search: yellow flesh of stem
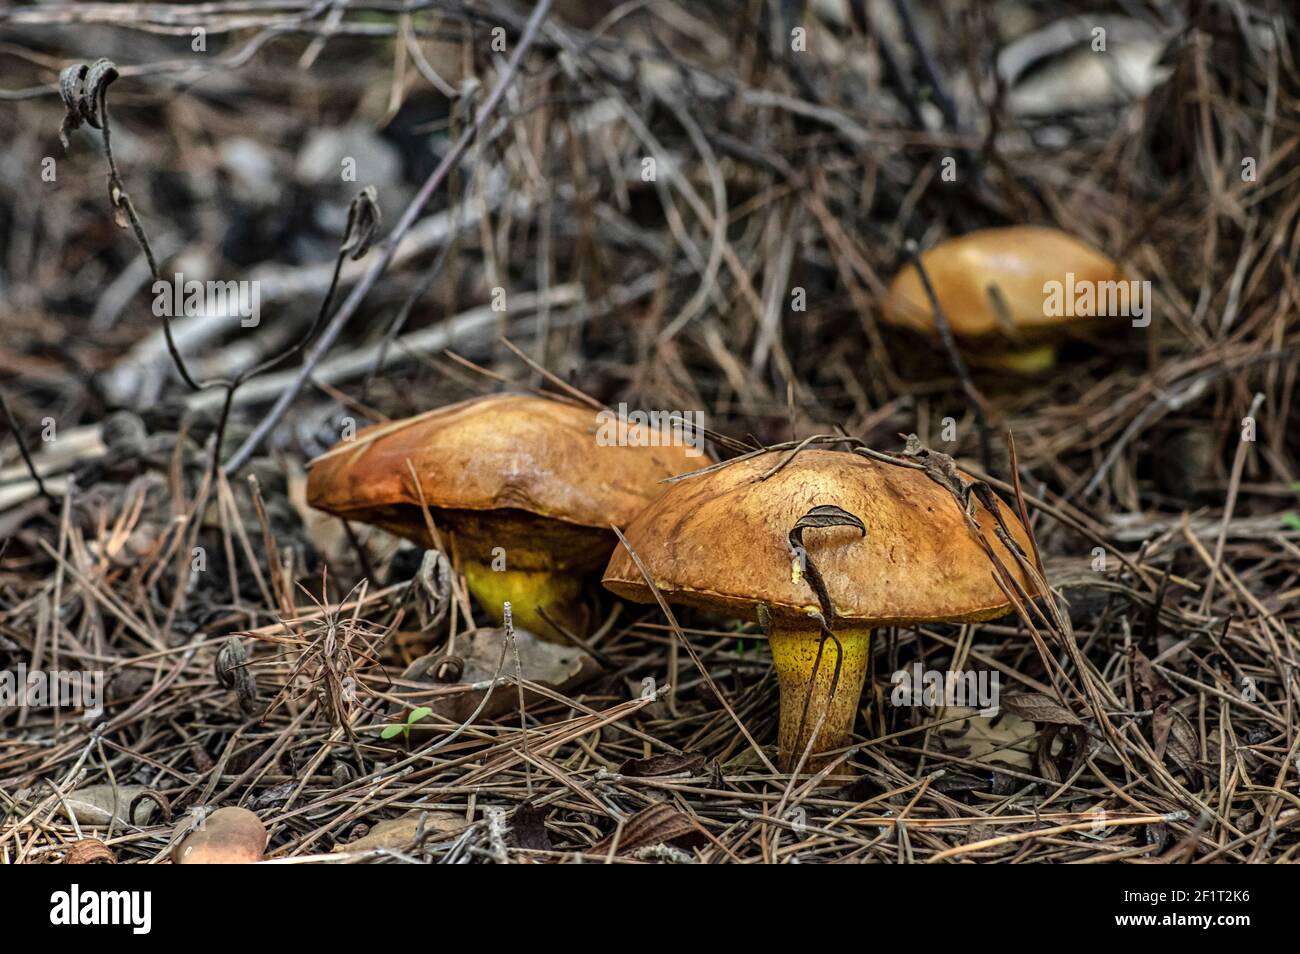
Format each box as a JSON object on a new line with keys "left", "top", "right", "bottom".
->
{"left": 768, "top": 625, "right": 872, "bottom": 774}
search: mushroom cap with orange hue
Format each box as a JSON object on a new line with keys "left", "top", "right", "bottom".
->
{"left": 602, "top": 449, "right": 1036, "bottom": 627}
{"left": 306, "top": 393, "right": 708, "bottom": 568}
{"left": 173, "top": 807, "right": 267, "bottom": 864}
{"left": 883, "top": 226, "right": 1126, "bottom": 339}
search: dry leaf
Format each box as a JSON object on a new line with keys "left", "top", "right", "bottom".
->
{"left": 395, "top": 625, "right": 599, "bottom": 724}
{"left": 937, "top": 708, "right": 1036, "bottom": 769}
{"left": 336, "top": 810, "right": 466, "bottom": 852}
{"left": 66, "top": 784, "right": 157, "bottom": 826}
{"left": 592, "top": 803, "right": 707, "bottom": 856}
{"left": 506, "top": 803, "right": 552, "bottom": 851}
{"left": 1130, "top": 648, "right": 1175, "bottom": 710}
{"left": 1153, "top": 702, "right": 1200, "bottom": 782}
{"left": 1001, "top": 691, "right": 1081, "bottom": 725}
{"left": 618, "top": 752, "right": 706, "bottom": 777}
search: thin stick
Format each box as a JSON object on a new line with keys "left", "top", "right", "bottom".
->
{"left": 0, "top": 392, "right": 55, "bottom": 506}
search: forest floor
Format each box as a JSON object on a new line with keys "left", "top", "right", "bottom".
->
{"left": 0, "top": 0, "right": 1297, "bottom": 864}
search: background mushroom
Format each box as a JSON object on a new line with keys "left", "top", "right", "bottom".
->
{"left": 308, "top": 393, "right": 705, "bottom": 642}
{"left": 603, "top": 449, "right": 1036, "bottom": 772}
{"left": 883, "top": 226, "right": 1130, "bottom": 372}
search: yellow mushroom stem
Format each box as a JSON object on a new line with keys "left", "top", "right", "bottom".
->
{"left": 768, "top": 624, "right": 872, "bottom": 773}
{"left": 462, "top": 559, "right": 587, "bottom": 644}
{"left": 993, "top": 342, "right": 1058, "bottom": 373}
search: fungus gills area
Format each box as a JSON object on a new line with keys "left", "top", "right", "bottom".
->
{"left": 768, "top": 624, "right": 872, "bottom": 772}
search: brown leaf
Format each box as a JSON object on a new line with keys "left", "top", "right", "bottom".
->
{"left": 81, "top": 58, "right": 119, "bottom": 128}
{"left": 340, "top": 186, "right": 383, "bottom": 260}
{"left": 591, "top": 803, "right": 707, "bottom": 856}
{"left": 57, "top": 63, "right": 88, "bottom": 148}
{"left": 1144, "top": 823, "right": 1171, "bottom": 852}
{"left": 617, "top": 752, "right": 706, "bottom": 777}
{"left": 1153, "top": 702, "right": 1200, "bottom": 782}
{"left": 388, "top": 625, "right": 600, "bottom": 729}
{"left": 1000, "top": 692, "right": 1081, "bottom": 725}
{"left": 336, "top": 810, "right": 466, "bottom": 852}
{"left": 937, "top": 710, "right": 1036, "bottom": 769}
{"left": 507, "top": 803, "right": 552, "bottom": 852}
{"left": 1130, "top": 648, "right": 1175, "bottom": 710}
{"left": 215, "top": 636, "right": 259, "bottom": 718}
{"left": 787, "top": 504, "right": 867, "bottom": 541}
{"left": 1034, "top": 723, "right": 1088, "bottom": 783}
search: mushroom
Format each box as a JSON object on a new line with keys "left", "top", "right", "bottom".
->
{"left": 307, "top": 394, "right": 705, "bottom": 642}
{"left": 174, "top": 807, "right": 267, "bottom": 864}
{"left": 883, "top": 226, "right": 1128, "bottom": 371}
{"left": 602, "top": 449, "right": 1035, "bottom": 772}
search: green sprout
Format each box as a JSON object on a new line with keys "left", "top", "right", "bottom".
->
{"left": 1285, "top": 482, "right": 1300, "bottom": 532}
{"left": 381, "top": 706, "right": 432, "bottom": 741}
{"left": 734, "top": 621, "right": 753, "bottom": 657}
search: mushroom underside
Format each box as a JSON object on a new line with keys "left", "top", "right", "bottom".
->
{"left": 331, "top": 504, "right": 616, "bottom": 642}
{"left": 328, "top": 503, "right": 617, "bottom": 573}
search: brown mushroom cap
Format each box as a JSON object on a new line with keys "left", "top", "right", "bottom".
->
{"left": 603, "top": 449, "right": 1036, "bottom": 626}
{"left": 883, "top": 226, "right": 1126, "bottom": 339}
{"left": 173, "top": 807, "right": 267, "bottom": 864}
{"left": 307, "top": 394, "right": 707, "bottom": 569}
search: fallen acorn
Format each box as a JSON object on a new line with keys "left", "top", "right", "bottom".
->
{"left": 603, "top": 449, "right": 1036, "bottom": 774}
{"left": 173, "top": 806, "right": 267, "bottom": 864}
{"left": 306, "top": 393, "right": 707, "bottom": 642}
{"left": 883, "top": 226, "right": 1131, "bottom": 372}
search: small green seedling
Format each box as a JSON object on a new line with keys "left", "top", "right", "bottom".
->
{"left": 1284, "top": 482, "right": 1300, "bottom": 531}
{"left": 381, "top": 706, "right": 432, "bottom": 741}
{"left": 733, "top": 621, "right": 751, "bottom": 657}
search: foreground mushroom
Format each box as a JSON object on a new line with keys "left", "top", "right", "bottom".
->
{"left": 602, "top": 449, "right": 1035, "bottom": 772}
{"left": 307, "top": 394, "right": 705, "bottom": 642}
{"left": 883, "top": 226, "right": 1129, "bottom": 371}
{"left": 174, "top": 807, "right": 266, "bottom": 864}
